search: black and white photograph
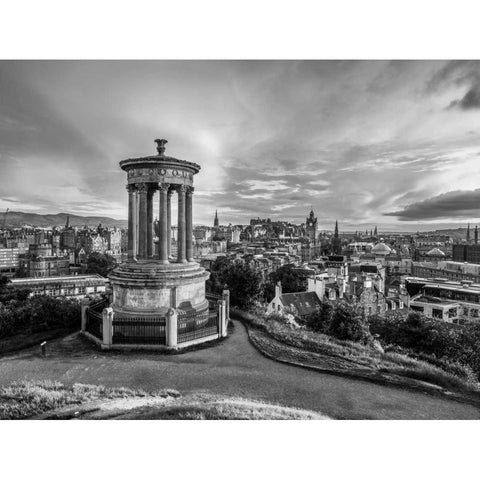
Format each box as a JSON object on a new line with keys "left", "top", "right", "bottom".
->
{"left": 1, "top": 1, "right": 478, "bottom": 479}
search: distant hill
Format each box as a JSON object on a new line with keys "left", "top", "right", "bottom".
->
{"left": 2, "top": 211, "right": 127, "bottom": 228}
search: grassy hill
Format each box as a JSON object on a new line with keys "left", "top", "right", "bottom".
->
{"left": 3, "top": 211, "right": 127, "bottom": 228}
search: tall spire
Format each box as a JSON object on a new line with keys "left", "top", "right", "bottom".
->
{"left": 334, "top": 220, "right": 339, "bottom": 238}
{"left": 214, "top": 209, "right": 219, "bottom": 228}
{"left": 65, "top": 215, "right": 70, "bottom": 229}
{"left": 467, "top": 223, "right": 471, "bottom": 243}
{"left": 374, "top": 225, "right": 378, "bottom": 236}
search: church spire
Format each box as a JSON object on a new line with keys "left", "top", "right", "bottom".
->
{"left": 334, "top": 220, "right": 339, "bottom": 238}
{"left": 467, "top": 223, "right": 471, "bottom": 243}
{"left": 214, "top": 209, "right": 219, "bottom": 228}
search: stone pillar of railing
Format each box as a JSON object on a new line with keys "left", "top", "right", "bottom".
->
{"left": 80, "top": 298, "right": 90, "bottom": 332}
{"left": 186, "top": 187, "right": 194, "bottom": 262}
{"left": 222, "top": 289, "right": 230, "bottom": 323}
{"left": 102, "top": 307, "right": 113, "bottom": 348}
{"left": 166, "top": 308, "right": 178, "bottom": 348}
{"left": 217, "top": 299, "right": 227, "bottom": 337}
{"left": 177, "top": 185, "right": 187, "bottom": 263}
{"left": 126, "top": 184, "right": 137, "bottom": 260}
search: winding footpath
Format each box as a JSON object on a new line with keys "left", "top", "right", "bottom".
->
{"left": 1, "top": 321, "right": 479, "bottom": 419}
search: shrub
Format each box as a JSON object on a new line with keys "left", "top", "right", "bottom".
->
{"left": 327, "top": 301, "right": 372, "bottom": 344}
{"left": 0, "top": 295, "right": 81, "bottom": 339}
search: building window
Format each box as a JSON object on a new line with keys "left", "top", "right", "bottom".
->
{"left": 448, "top": 308, "right": 457, "bottom": 318}
{"left": 432, "top": 308, "right": 443, "bottom": 319}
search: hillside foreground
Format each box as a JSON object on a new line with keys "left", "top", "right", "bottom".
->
{"left": 0, "top": 321, "right": 479, "bottom": 419}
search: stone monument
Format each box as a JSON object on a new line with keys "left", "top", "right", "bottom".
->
{"left": 106, "top": 139, "right": 217, "bottom": 347}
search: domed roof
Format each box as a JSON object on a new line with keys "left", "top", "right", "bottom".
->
{"left": 426, "top": 247, "right": 446, "bottom": 257}
{"left": 372, "top": 242, "right": 392, "bottom": 254}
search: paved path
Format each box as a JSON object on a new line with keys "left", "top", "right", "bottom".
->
{"left": 1, "top": 322, "right": 479, "bottom": 419}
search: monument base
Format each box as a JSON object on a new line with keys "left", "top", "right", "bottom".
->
{"left": 109, "top": 259, "right": 210, "bottom": 316}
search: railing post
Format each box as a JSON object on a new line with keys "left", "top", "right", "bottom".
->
{"left": 80, "top": 298, "right": 89, "bottom": 332}
{"left": 166, "top": 308, "right": 178, "bottom": 348}
{"left": 222, "top": 289, "right": 230, "bottom": 323}
{"left": 217, "top": 299, "right": 227, "bottom": 338}
{"left": 102, "top": 307, "right": 113, "bottom": 348}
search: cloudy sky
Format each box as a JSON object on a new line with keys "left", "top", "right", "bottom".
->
{"left": 1, "top": 60, "right": 480, "bottom": 231}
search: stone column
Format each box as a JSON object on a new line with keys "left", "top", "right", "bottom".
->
{"left": 135, "top": 189, "right": 139, "bottom": 257}
{"left": 218, "top": 299, "right": 227, "bottom": 337}
{"left": 167, "top": 189, "right": 173, "bottom": 258}
{"left": 147, "top": 186, "right": 154, "bottom": 258}
{"left": 102, "top": 307, "right": 113, "bottom": 349}
{"left": 159, "top": 183, "right": 169, "bottom": 263}
{"left": 137, "top": 183, "right": 148, "bottom": 259}
{"left": 80, "top": 298, "right": 90, "bottom": 332}
{"left": 177, "top": 185, "right": 187, "bottom": 263}
{"left": 166, "top": 308, "right": 178, "bottom": 348}
{"left": 126, "top": 184, "right": 137, "bottom": 260}
{"left": 186, "top": 187, "right": 194, "bottom": 262}
{"left": 222, "top": 289, "right": 230, "bottom": 323}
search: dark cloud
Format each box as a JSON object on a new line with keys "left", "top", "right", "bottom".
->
{"left": 449, "top": 85, "right": 480, "bottom": 110}
{"left": 425, "top": 60, "right": 480, "bottom": 110}
{"left": 384, "top": 189, "right": 480, "bottom": 221}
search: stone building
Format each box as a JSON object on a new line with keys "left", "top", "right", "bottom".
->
{"left": 10, "top": 274, "right": 107, "bottom": 299}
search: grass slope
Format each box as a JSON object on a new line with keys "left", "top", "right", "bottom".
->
{"left": 0, "top": 381, "right": 328, "bottom": 420}
{"left": 233, "top": 309, "right": 480, "bottom": 398}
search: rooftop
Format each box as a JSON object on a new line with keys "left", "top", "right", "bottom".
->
{"left": 280, "top": 291, "right": 322, "bottom": 317}
{"left": 412, "top": 295, "right": 459, "bottom": 306}
{"left": 10, "top": 274, "right": 106, "bottom": 285}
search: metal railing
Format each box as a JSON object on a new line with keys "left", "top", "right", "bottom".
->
{"left": 206, "top": 292, "right": 222, "bottom": 310}
{"left": 112, "top": 314, "right": 167, "bottom": 345}
{"left": 177, "top": 305, "right": 218, "bottom": 344}
{"left": 89, "top": 297, "right": 109, "bottom": 312}
{"left": 85, "top": 308, "right": 103, "bottom": 339}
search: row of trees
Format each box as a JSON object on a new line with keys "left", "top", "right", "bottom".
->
{"left": 0, "top": 276, "right": 81, "bottom": 339}
{"left": 304, "top": 301, "right": 372, "bottom": 344}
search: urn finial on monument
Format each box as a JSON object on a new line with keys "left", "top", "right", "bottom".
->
{"left": 155, "top": 138, "right": 168, "bottom": 156}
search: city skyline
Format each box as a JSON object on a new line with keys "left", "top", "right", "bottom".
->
{"left": 2, "top": 60, "right": 480, "bottom": 231}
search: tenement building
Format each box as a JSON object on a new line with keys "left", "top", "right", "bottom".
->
{"left": 452, "top": 243, "right": 480, "bottom": 265}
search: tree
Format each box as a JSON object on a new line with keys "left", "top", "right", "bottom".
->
{"left": 327, "top": 301, "right": 371, "bottom": 343}
{"left": 265, "top": 264, "right": 309, "bottom": 302}
{"left": 206, "top": 256, "right": 231, "bottom": 294}
{"left": 86, "top": 252, "right": 117, "bottom": 277}
{"left": 207, "top": 258, "right": 262, "bottom": 309}
{"left": 0, "top": 275, "right": 30, "bottom": 303}
{"left": 304, "top": 300, "right": 333, "bottom": 332}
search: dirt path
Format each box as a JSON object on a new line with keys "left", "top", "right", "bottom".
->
{"left": 1, "top": 322, "right": 479, "bottom": 419}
